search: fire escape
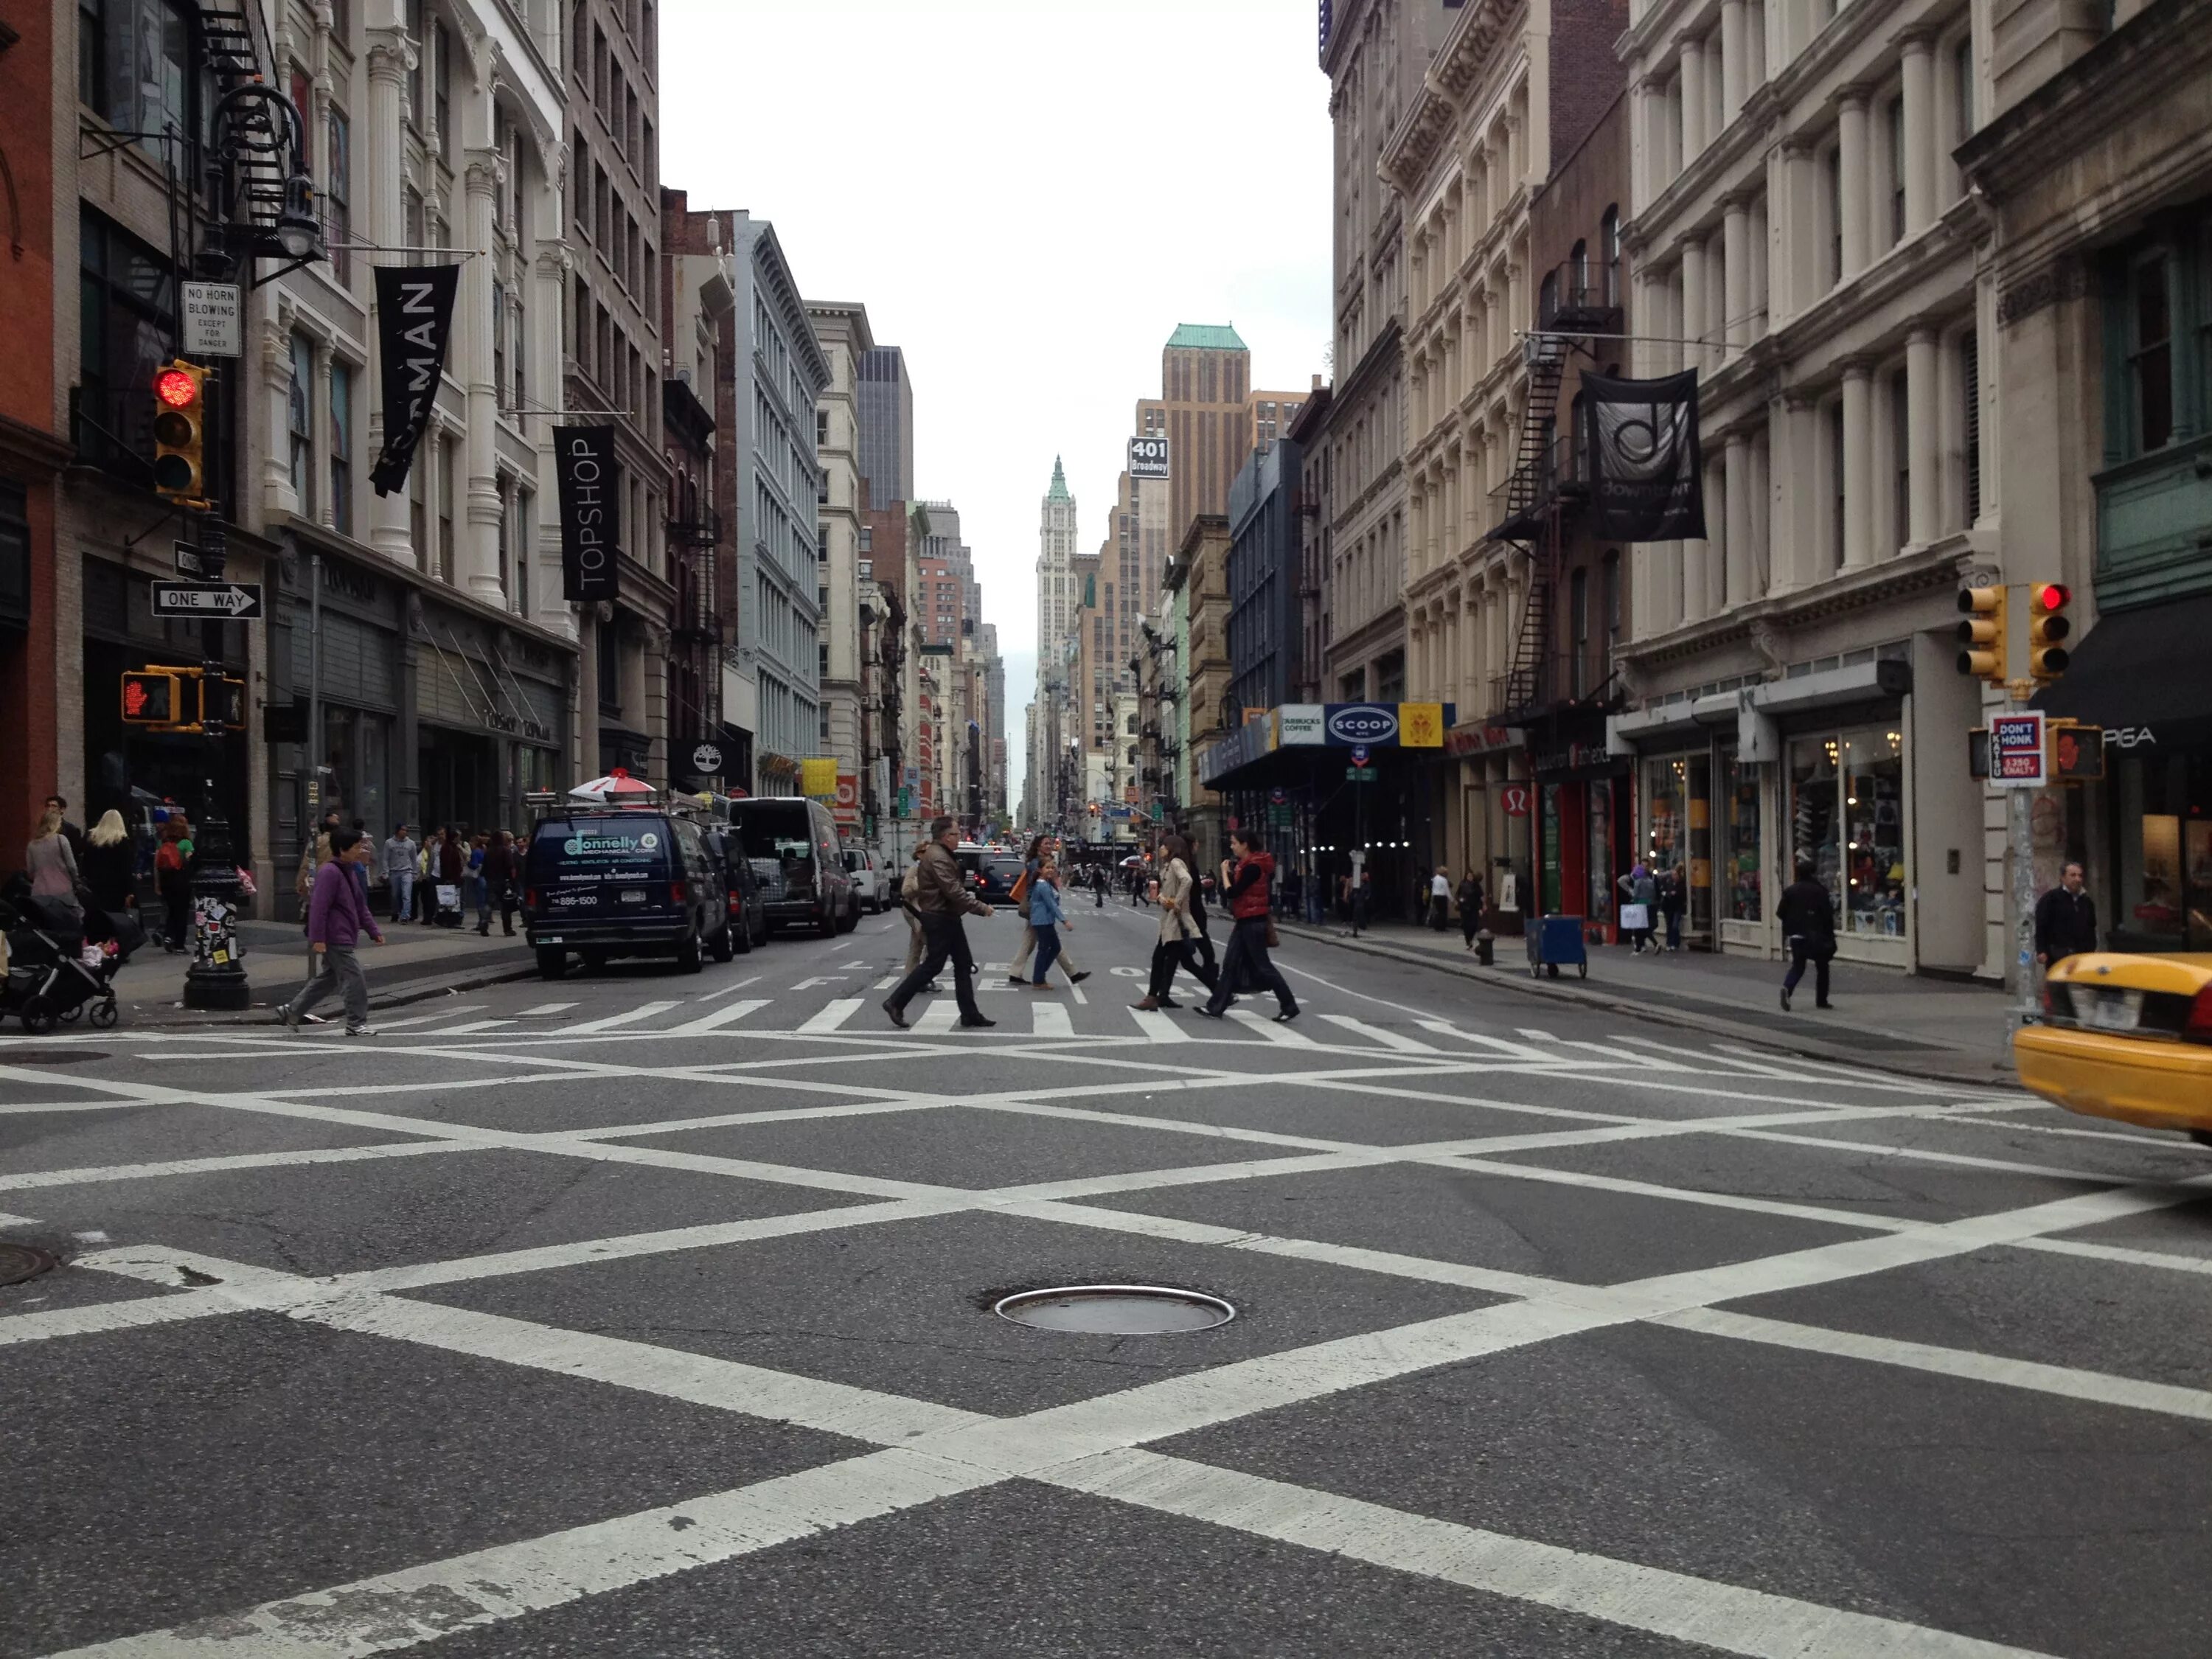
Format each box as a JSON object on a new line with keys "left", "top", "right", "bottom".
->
{"left": 1487, "top": 259, "right": 1623, "bottom": 718}
{"left": 664, "top": 498, "right": 723, "bottom": 740}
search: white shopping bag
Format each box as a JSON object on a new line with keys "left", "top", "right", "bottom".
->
{"left": 1618, "top": 903, "right": 1650, "bottom": 931}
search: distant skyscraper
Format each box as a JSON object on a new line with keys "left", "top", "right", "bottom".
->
{"left": 857, "top": 345, "right": 915, "bottom": 509}
{"left": 1035, "top": 458, "right": 1079, "bottom": 672}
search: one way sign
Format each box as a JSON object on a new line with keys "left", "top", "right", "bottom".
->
{"left": 151, "top": 582, "right": 263, "bottom": 620}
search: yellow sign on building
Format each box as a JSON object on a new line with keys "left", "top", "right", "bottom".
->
{"left": 801, "top": 757, "right": 839, "bottom": 798}
{"left": 1399, "top": 703, "right": 1445, "bottom": 747}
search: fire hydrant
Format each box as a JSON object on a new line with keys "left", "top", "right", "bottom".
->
{"left": 1475, "top": 929, "right": 1495, "bottom": 967}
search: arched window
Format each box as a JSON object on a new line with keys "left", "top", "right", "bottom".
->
{"left": 1539, "top": 271, "right": 1559, "bottom": 328}
{"left": 1601, "top": 206, "right": 1621, "bottom": 305}
{"left": 1570, "top": 239, "right": 1589, "bottom": 306}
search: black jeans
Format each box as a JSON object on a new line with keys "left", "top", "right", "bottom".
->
{"left": 888, "top": 914, "right": 981, "bottom": 1019}
{"left": 1149, "top": 936, "right": 1220, "bottom": 1000}
{"left": 1205, "top": 917, "right": 1295, "bottom": 1015}
{"left": 1782, "top": 939, "right": 1832, "bottom": 1003}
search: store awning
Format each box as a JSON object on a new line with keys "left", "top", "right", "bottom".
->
{"left": 1199, "top": 702, "right": 1458, "bottom": 791}
{"left": 2033, "top": 593, "right": 2212, "bottom": 748}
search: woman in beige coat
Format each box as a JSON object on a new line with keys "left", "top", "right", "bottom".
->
{"left": 1133, "top": 835, "right": 1219, "bottom": 1010}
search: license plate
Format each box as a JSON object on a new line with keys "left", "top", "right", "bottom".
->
{"left": 619, "top": 889, "right": 647, "bottom": 904}
{"left": 2081, "top": 990, "right": 2142, "bottom": 1032}
{"left": 539, "top": 936, "right": 562, "bottom": 945}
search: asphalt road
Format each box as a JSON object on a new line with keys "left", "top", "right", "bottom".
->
{"left": 4, "top": 893, "right": 2211, "bottom": 1658}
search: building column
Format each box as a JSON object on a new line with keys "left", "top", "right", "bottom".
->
{"left": 364, "top": 30, "right": 413, "bottom": 565}
{"left": 459, "top": 150, "right": 505, "bottom": 601}
{"left": 1838, "top": 88, "right": 1870, "bottom": 281}
{"left": 1682, "top": 237, "right": 1708, "bottom": 376}
{"left": 1680, "top": 37, "right": 1707, "bottom": 163}
{"left": 533, "top": 237, "right": 573, "bottom": 635}
{"left": 1906, "top": 325, "right": 1941, "bottom": 547}
{"left": 1900, "top": 31, "right": 1936, "bottom": 238}
{"left": 1841, "top": 358, "right": 1874, "bottom": 571}
{"left": 1721, "top": 0, "right": 1748, "bottom": 125}
{"left": 1725, "top": 434, "right": 1756, "bottom": 605}
{"left": 1723, "top": 198, "right": 1750, "bottom": 354}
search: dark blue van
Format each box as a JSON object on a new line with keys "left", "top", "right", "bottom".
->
{"left": 523, "top": 810, "right": 731, "bottom": 978}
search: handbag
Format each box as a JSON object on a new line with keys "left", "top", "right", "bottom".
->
{"left": 1264, "top": 916, "right": 1280, "bottom": 949}
{"left": 1618, "top": 903, "right": 1650, "bottom": 931}
{"left": 1008, "top": 869, "right": 1031, "bottom": 905}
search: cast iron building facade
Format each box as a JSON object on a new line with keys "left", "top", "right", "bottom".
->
{"left": 1225, "top": 438, "right": 1305, "bottom": 720}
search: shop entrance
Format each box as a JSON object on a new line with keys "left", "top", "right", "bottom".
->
{"left": 417, "top": 727, "right": 497, "bottom": 837}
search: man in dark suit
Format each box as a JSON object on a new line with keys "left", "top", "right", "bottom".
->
{"left": 2034, "top": 862, "right": 2099, "bottom": 968}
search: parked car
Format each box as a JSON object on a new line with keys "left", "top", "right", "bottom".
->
{"left": 712, "top": 829, "right": 769, "bottom": 953}
{"left": 523, "top": 808, "right": 731, "bottom": 978}
{"left": 2014, "top": 950, "right": 2212, "bottom": 1144}
{"left": 728, "top": 796, "right": 858, "bottom": 936}
{"left": 844, "top": 846, "right": 888, "bottom": 914}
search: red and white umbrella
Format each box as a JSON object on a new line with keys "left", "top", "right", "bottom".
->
{"left": 568, "top": 768, "right": 658, "bottom": 804}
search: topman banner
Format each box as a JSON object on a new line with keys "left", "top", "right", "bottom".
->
{"left": 554, "top": 425, "right": 620, "bottom": 603}
{"left": 369, "top": 263, "right": 461, "bottom": 495}
{"left": 1582, "top": 369, "right": 1707, "bottom": 542}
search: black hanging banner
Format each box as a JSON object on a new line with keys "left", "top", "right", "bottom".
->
{"left": 555, "top": 425, "right": 620, "bottom": 603}
{"left": 368, "top": 263, "right": 461, "bottom": 496}
{"left": 1582, "top": 369, "right": 1706, "bottom": 542}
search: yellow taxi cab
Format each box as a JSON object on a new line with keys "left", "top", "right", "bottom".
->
{"left": 2013, "top": 952, "right": 2212, "bottom": 1143}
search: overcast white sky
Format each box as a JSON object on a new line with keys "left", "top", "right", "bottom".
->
{"left": 662, "top": 0, "right": 1333, "bottom": 810}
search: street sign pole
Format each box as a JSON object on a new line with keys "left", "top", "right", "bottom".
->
{"left": 2004, "top": 686, "right": 2040, "bottom": 1033}
{"left": 181, "top": 513, "right": 250, "bottom": 1010}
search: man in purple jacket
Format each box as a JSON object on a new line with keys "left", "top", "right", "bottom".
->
{"left": 279, "top": 828, "right": 386, "bottom": 1035}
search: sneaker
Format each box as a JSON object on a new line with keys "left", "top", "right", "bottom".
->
{"left": 277, "top": 1004, "right": 299, "bottom": 1032}
{"left": 1069, "top": 970, "right": 1091, "bottom": 984}
{"left": 1273, "top": 1006, "right": 1301, "bottom": 1024}
{"left": 344, "top": 1023, "right": 378, "bottom": 1037}
{"left": 1193, "top": 1006, "right": 1225, "bottom": 1020}
{"left": 925, "top": 980, "right": 944, "bottom": 993}
{"left": 882, "top": 1000, "right": 909, "bottom": 1029}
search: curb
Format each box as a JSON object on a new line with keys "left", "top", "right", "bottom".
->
{"left": 1275, "top": 923, "right": 2014, "bottom": 1088}
{"left": 116, "top": 956, "right": 540, "bottom": 1030}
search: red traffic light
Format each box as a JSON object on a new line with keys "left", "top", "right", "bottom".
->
{"left": 154, "top": 367, "right": 199, "bottom": 409}
{"left": 2033, "top": 582, "right": 2070, "bottom": 611}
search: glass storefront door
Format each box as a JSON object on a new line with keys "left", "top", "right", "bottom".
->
{"left": 1789, "top": 735, "right": 1842, "bottom": 915}
{"left": 1840, "top": 727, "right": 1906, "bottom": 939}
{"left": 1644, "top": 753, "right": 1711, "bottom": 939}
{"left": 1722, "top": 751, "right": 1762, "bottom": 922}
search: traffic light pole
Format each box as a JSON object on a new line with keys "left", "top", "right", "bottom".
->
{"left": 2006, "top": 680, "right": 2040, "bottom": 1033}
{"left": 181, "top": 518, "right": 250, "bottom": 1011}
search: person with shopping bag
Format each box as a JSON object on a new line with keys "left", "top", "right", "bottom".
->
{"left": 1615, "top": 862, "right": 1657, "bottom": 954}
{"left": 1134, "top": 834, "right": 1219, "bottom": 1011}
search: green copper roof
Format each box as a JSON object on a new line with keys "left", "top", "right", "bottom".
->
{"left": 1166, "top": 323, "right": 1247, "bottom": 352}
{"left": 1047, "top": 456, "right": 1071, "bottom": 501}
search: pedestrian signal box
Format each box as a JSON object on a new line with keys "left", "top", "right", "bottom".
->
{"left": 121, "top": 669, "right": 182, "bottom": 725}
{"left": 121, "top": 665, "right": 243, "bottom": 732}
{"left": 2051, "top": 718, "right": 2104, "bottom": 781}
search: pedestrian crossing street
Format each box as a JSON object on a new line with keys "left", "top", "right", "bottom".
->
{"left": 337, "top": 979, "right": 1767, "bottom": 1071}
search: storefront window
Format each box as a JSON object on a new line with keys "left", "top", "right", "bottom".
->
{"left": 1840, "top": 728, "right": 1906, "bottom": 937}
{"left": 1789, "top": 735, "right": 1841, "bottom": 914}
{"left": 2115, "top": 752, "right": 2212, "bottom": 949}
{"left": 1722, "top": 751, "right": 1761, "bottom": 922}
{"left": 1685, "top": 755, "right": 1712, "bottom": 934}
{"left": 1645, "top": 757, "right": 1685, "bottom": 874}
{"left": 1644, "top": 754, "right": 1711, "bottom": 935}
{"left": 1587, "top": 782, "right": 1613, "bottom": 924}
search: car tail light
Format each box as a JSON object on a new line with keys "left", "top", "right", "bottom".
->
{"left": 524, "top": 887, "right": 539, "bottom": 909}
{"left": 2186, "top": 984, "right": 2212, "bottom": 1043}
{"left": 727, "top": 893, "right": 742, "bottom": 916}
{"left": 670, "top": 880, "right": 688, "bottom": 905}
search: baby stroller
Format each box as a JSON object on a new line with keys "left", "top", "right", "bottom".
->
{"left": 0, "top": 891, "right": 127, "bottom": 1033}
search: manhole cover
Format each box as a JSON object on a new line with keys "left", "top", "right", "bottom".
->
{"left": 0, "top": 1050, "right": 109, "bottom": 1065}
{"left": 993, "top": 1284, "right": 1234, "bottom": 1334}
{"left": 0, "top": 1244, "right": 58, "bottom": 1287}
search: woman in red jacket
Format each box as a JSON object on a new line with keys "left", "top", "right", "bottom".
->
{"left": 1195, "top": 827, "right": 1299, "bottom": 1023}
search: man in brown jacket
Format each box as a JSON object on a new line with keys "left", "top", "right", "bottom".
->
{"left": 883, "top": 817, "right": 996, "bottom": 1029}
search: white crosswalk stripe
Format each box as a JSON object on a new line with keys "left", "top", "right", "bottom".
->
{"left": 1320, "top": 1015, "right": 1436, "bottom": 1053}
{"left": 1128, "top": 1008, "right": 1189, "bottom": 1043}
{"left": 515, "top": 1002, "right": 578, "bottom": 1017}
{"left": 1415, "top": 1022, "right": 1562, "bottom": 1062}
{"left": 431, "top": 1020, "right": 514, "bottom": 1034}
{"left": 1228, "top": 1008, "right": 1317, "bottom": 1046}
{"left": 798, "top": 998, "right": 863, "bottom": 1034}
{"left": 667, "top": 998, "right": 770, "bottom": 1035}
{"left": 555, "top": 1001, "right": 683, "bottom": 1035}
{"left": 912, "top": 999, "right": 961, "bottom": 1034}
{"left": 1031, "top": 1003, "right": 1074, "bottom": 1038}
{"left": 369, "top": 1008, "right": 484, "bottom": 1030}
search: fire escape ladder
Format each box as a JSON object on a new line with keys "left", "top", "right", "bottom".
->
{"left": 197, "top": 3, "right": 289, "bottom": 229}
{"left": 1503, "top": 336, "right": 1567, "bottom": 518}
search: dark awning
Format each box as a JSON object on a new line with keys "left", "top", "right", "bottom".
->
{"left": 2032, "top": 592, "right": 2212, "bottom": 748}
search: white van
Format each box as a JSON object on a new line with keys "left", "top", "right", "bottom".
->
{"left": 842, "top": 846, "right": 888, "bottom": 914}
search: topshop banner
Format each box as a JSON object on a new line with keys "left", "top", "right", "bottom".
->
{"left": 369, "top": 263, "right": 461, "bottom": 495}
{"left": 1582, "top": 369, "right": 1707, "bottom": 542}
{"left": 554, "top": 425, "right": 619, "bottom": 603}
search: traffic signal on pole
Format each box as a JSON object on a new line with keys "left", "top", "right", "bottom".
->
{"left": 2027, "top": 582, "right": 2071, "bottom": 682}
{"left": 1955, "top": 584, "right": 2007, "bottom": 684}
{"left": 121, "top": 669, "right": 183, "bottom": 726}
{"left": 151, "top": 361, "right": 207, "bottom": 504}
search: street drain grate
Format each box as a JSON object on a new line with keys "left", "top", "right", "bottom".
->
{"left": 0, "top": 1050, "right": 110, "bottom": 1065}
{"left": 0, "top": 1244, "right": 58, "bottom": 1287}
{"left": 993, "top": 1284, "right": 1235, "bottom": 1334}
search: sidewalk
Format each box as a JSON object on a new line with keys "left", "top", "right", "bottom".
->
{"left": 111, "top": 914, "right": 536, "bottom": 1029}
{"left": 1279, "top": 917, "right": 2015, "bottom": 1085}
